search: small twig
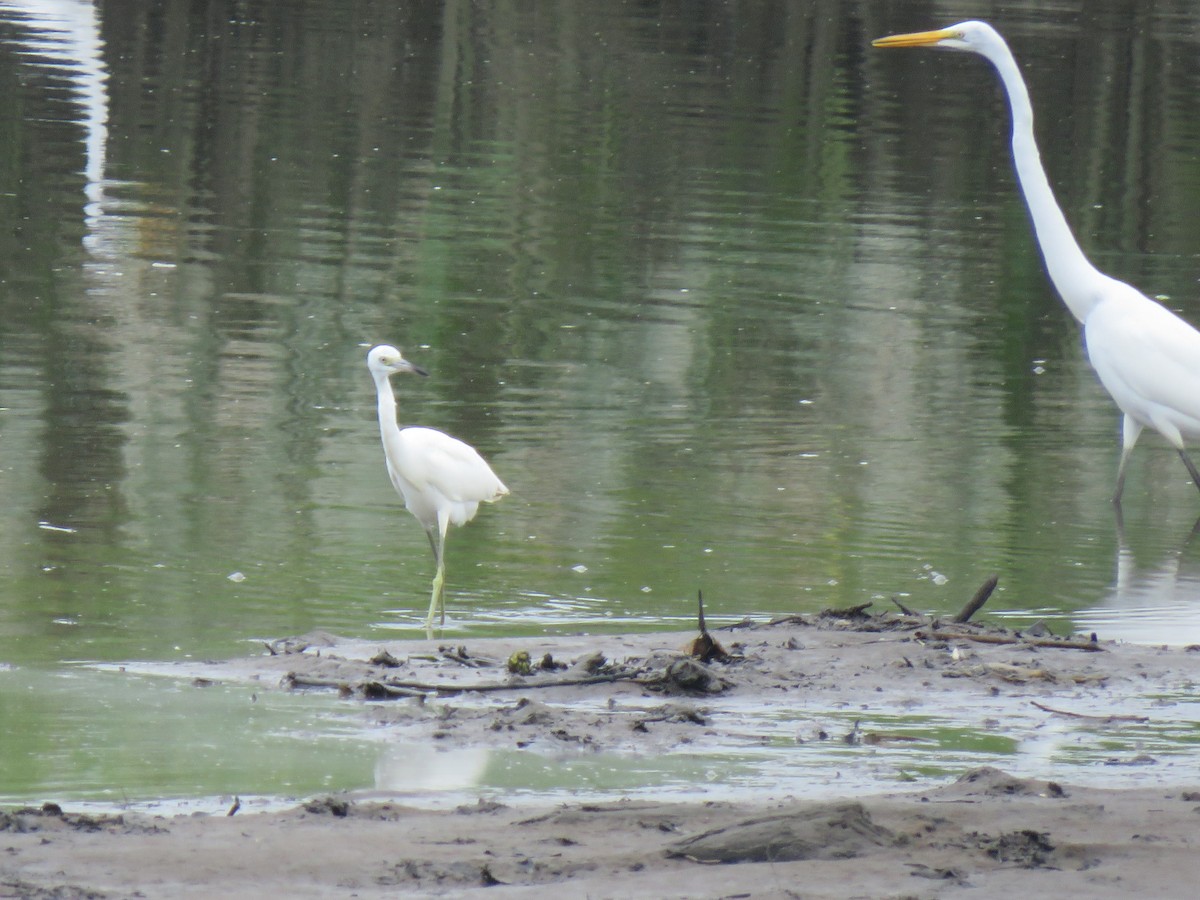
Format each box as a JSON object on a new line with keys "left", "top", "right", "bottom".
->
{"left": 954, "top": 575, "right": 999, "bottom": 624}
{"left": 843, "top": 719, "right": 862, "bottom": 745}
{"left": 914, "top": 629, "right": 1103, "bottom": 652}
{"left": 439, "top": 646, "right": 494, "bottom": 668}
{"left": 891, "top": 596, "right": 919, "bottom": 616}
{"left": 1031, "top": 701, "right": 1148, "bottom": 723}
{"left": 688, "top": 589, "right": 730, "bottom": 662}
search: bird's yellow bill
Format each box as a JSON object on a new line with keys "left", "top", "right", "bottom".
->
{"left": 872, "top": 28, "right": 956, "bottom": 49}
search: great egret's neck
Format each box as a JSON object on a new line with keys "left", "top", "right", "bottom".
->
{"left": 979, "top": 39, "right": 1112, "bottom": 322}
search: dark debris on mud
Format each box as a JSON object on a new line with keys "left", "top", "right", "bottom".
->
{"left": 270, "top": 591, "right": 1108, "bottom": 707}
{"left": 0, "top": 804, "right": 167, "bottom": 837}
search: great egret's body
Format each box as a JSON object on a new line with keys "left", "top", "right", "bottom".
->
{"left": 874, "top": 21, "right": 1200, "bottom": 501}
{"left": 366, "top": 344, "right": 508, "bottom": 627}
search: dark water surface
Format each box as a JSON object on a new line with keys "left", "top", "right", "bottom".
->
{"left": 3, "top": 0, "right": 1200, "bottom": 804}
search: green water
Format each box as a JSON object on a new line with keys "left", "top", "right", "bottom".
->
{"left": 3, "top": 0, "right": 1200, "bottom": 806}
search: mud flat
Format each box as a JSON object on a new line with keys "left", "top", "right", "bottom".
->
{"left": 4, "top": 609, "right": 1200, "bottom": 897}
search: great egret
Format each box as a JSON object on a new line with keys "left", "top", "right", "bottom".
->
{"left": 874, "top": 21, "right": 1200, "bottom": 502}
{"left": 366, "top": 344, "right": 509, "bottom": 627}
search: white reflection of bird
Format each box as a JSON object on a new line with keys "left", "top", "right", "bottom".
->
{"left": 874, "top": 21, "right": 1200, "bottom": 502}
{"left": 366, "top": 344, "right": 509, "bottom": 628}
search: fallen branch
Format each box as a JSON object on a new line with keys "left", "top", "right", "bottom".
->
{"left": 285, "top": 674, "right": 424, "bottom": 698}
{"left": 765, "top": 614, "right": 808, "bottom": 627}
{"left": 953, "top": 575, "right": 999, "bottom": 624}
{"left": 361, "top": 681, "right": 428, "bottom": 700}
{"left": 914, "top": 629, "right": 1103, "bottom": 652}
{"left": 285, "top": 670, "right": 649, "bottom": 697}
{"left": 390, "top": 672, "right": 647, "bottom": 694}
{"left": 285, "top": 674, "right": 351, "bottom": 691}
{"left": 1031, "top": 701, "right": 1148, "bottom": 723}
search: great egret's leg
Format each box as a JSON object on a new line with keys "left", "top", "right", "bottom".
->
{"left": 1178, "top": 449, "right": 1200, "bottom": 494}
{"left": 1113, "top": 415, "right": 1143, "bottom": 504}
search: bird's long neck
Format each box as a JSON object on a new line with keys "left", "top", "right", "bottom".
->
{"left": 984, "top": 43, "right": 1112, "bottom": 322}
{"left": 373, "top": 372, "right": 402, "bottom": 437}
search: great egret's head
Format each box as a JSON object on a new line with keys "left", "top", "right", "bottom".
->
{"left": 367, "top": 344, "right": 430, "bottom": 378}
{"left": 873, "top": 20, "right": 1001, "bottom": 55}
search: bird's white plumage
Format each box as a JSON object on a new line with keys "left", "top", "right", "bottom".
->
{"left": 874, "top": 21, "right": 1200, "bottom": 500}
{"left": 1085, "top": 295, "right": 1200, "bottom": 446}
{"left": 383, "top": 425, "right": 506, "bottom": 528}
{"left": 367, "top": 343, "right": 508, "bottom": 627}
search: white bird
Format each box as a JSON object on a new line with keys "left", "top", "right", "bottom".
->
{"left": 366, "top": 344, "right": 509, "bottom": 628}
{"left": 874, "top": 21, "right": 1200, "bottom": 502}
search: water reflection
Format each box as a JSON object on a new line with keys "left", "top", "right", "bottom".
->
{"left": 1075, "top": 514, "right": 1200, "bottom": 645}
{"left": 375, "top": 744, "right": 489, "bottom": 794}
{"left": 1, "top": 0, "right": 110, "bottom": 222}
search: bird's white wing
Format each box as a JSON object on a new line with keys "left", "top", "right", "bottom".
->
{"left": 1087, "top": 296, "right": 1200, "bottom": 443}
{"left": 395, "top": 426, "right": 509, "bottom": 503}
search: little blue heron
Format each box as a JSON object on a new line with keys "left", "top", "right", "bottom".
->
{"left": 366, "top": 344, "right": 509, "bottom": 627}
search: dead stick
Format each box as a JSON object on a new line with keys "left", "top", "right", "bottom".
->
{"left": 915, "top": 630, "right": 1102, "bottom": 652}
{"left": 379, "top": 673, "right": 645, "bottom": 694}
{"left": 1031, "top": 700, "right": 1148, "bottom": 723}
{"left": 286, "top": 674, "right": 421, "bottom": 697}
{"left": 954, "top": 575, "right": 999, "bottom": 624}
{"left": 766, "top": 614, "right": 809, "bottom": 627}
{"left": 362, "top": 682, "right": 427, "bottom": 699}
{"left": 287, "top": 671, "right": 647, "bottom": 696}
{"left": 891, "top": 595, "right": 919, "bottom": 616}
{"left": 286, "top": 674, "right": 349, "bottom": 690}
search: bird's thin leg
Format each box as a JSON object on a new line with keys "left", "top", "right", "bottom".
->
{"left": 1113, "top": 416, "right": 1143, "bottom": 504}
{"left": 437, "top": 514, "right": 451, "bottom": 625}
{"left": 423, "top": 528, "right": 441, "bottom": 629}
{"left": 1179, "top": 449, "right": 1200, "bottom": 495}
{"left": 425, "top": 515, "right": 450, "bottom": 629}
{"left": 428, "top": 563, "right": 445, "bottom": 629}
{"left": 1113, "top": 461, "right": 1128, "bottom": 505}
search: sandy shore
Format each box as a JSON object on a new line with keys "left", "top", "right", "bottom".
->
{"left": 4, "top": 610, "right": 1200, "bottom": 898}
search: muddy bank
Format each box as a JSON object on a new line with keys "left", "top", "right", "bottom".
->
{"left": 4, "top": 767, "right": 1199, "bottom": 897}
{"left": 4, "top": 611, "right": 1200, "bottom": 897}
{"left": 206, "top": 606, "right": 1194, "bottom": 777}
